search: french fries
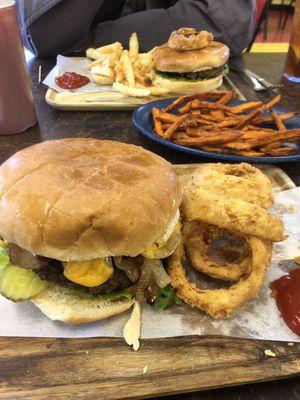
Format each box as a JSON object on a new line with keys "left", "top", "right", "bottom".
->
{"left": 86, "top": 33, "right": 168, "bottom": 98}
{"left": 129, "top": 32, "right": 139, "bottom": 62}
{"left": 120, "top": 50, "right": 135, "bottom": 87}
{"left": 113, "top": 82, "right": 151, "bottom": 97}
{"left": 151, "top": 91, "right": 300, "bottom": 157}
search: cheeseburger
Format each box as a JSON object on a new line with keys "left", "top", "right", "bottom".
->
{"left": 0, "top": 139, "right": 182, "bottom": 323}
{"left": 153, "top": 28, "right": 230, "bottom": 94}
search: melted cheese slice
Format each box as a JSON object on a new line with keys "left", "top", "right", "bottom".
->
{"left": 64, "top": 258, "right": 113, "bottom": 287}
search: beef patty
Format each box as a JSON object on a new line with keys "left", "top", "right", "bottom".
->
{"left": 155, "top": 65, "right": 226, "bottom": 81}
{"left": 8, "top": 243, "right": 132, "bottom": 295}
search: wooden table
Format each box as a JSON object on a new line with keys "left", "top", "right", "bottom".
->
{"left": 0, "top": 53, "right": 299, "bottom": 400}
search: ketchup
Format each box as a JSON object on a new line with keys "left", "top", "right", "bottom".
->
{"left": 55, "top": 72, "right": 90, "bottom": 89}
{"left": 270, "top": 268, "right": 300, "bottom": 336}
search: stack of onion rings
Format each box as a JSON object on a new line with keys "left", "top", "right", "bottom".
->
{"left": 168, "top": 163, "right": 284, "bottom": 318}
{"left": 182, "top": 188, "right": 284, "bottom": 242}
{"left": 192, "top": 163, "right": 274, "bottom": 209}
{"left": 183, "top": 221, "right": 252, "bottom": 281}
{"left": 168, "top": 239, "right": 272, "bottom": 319}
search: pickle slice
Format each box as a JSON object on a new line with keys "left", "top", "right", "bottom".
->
{"left": 0, "top": 247, "right": 9, "bottom": 276}
{"left": 0, "top": 265, "right": 48, "bottom": 302}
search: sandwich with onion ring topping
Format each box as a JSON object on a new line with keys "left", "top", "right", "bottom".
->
{"left": 152, "top": 28, "right": 230, "bottom": 94}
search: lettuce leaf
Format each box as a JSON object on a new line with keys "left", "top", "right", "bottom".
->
{"left": 154, "top": 285, "right": 183, "bottom": 310}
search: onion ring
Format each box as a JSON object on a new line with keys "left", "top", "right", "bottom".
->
{"left": 168, "top": 238, "right": 272, "bottom": 318}
{"left": 192, "top": 163, "right": 274, "bottom": 209}
{"left": 182, "top": 188, "right": 285, "bottom": 242}
{"left": 183, "top": 221, "right": 251, "bottom": 281}
{"left": 168, "top": 28, "right": 214, "bottom": 51}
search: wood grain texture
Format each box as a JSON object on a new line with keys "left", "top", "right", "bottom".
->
{"left": 0, "top": 336, "right": 300, "bottom": 400}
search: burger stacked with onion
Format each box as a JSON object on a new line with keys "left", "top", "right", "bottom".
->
{"left": 152, "top": 28, "right": 230, "bottom": 94}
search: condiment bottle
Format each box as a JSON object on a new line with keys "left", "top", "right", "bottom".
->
{"left": 0, "top": 0, "right": 36, "bottom": 135}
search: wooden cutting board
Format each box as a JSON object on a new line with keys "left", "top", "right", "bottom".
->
{"left": 0, "top": 336, "right": 300, "bottom": 400}
{"left": 0, "top": 165, "right": 299, "bottom": 399}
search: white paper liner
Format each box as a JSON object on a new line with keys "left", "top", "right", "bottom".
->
{"left": 43, "top": 55, "right": 117, "bottom": 94}
{"left": 0, "top": 187, "right": 299, "bottom": 341}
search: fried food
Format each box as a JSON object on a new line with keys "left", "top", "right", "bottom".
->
{"left": 182, "top": 188, "right": 285, "bottom": 242}
{"left": 192, "top": 163, "right": 274, "bottom": 208}
{"left": 152, "top": 91, "right": 300, "bottom": 157}
{"left": 183, "top": 221, "right": 251, "bottom": 281}
{"left": 120, "top": 50, "right": 135, "bottom": 87}
{"left": 152, "top": 107, "right": 164, "bottom": 137}
{"left": 174, "top": 130, "right": 243, "bottom": 146}
{"left": 87, "top": 53, "right": 118, "bottom": 70}
{"left": 113, "top": 82, "right": 150, "bottom": 97}
{"left": 168, "top": 239, "right": 272, "bottom": 318}
{"left": 87, "top": 42, "right": 123, "bottom": 58}
{"left": 164, "top": 115, "right": 188, "bottom": 139}
{"left": 91, "top": 74, "right": 114, "bottom": 85}
{"left": 168, "top": 28, "right": 214, "bottom": 51}
{"left": 90, "top": 66, "right": 114, "bottom": 77}
{"left": 86, "top": 34, "right": 169, "bottom": 98}
{"left": 114, "top": 61, "right": 125, "bottom": 83}
{"left": 129, "top": 32, "right": 139, "bottom": 62}
{"left": 148, "top": 86, "right": 170, "bottom": 96}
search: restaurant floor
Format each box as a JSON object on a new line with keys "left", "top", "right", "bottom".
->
{"left": 251, "top": 9, "right": 293, "bottom": 53}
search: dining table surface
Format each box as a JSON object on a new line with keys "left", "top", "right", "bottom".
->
{"left": 0, "top": 51, "right": 300, "bottom": 400}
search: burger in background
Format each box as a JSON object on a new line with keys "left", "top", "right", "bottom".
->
{"left": 152, "top": 28, "right": 230, "bottom": 94}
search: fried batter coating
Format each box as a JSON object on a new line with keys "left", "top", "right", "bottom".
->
{"left": 168, "top": 28, "right": 214, "bottom": 51}
{"left": 184, "top": 221, "right": 251, "bottom": 281}
{"left": 192, "top": 163, "right": 273, "bottom": 209}
{"left": 182, "top": 188, "right": 285, "bottom": 242}
{"left": 168, "top": 238, "right": 272, "bottom": 318}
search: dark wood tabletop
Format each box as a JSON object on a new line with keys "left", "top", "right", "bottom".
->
{"left": 1, "top": 52, "right": 299, "bottom": 185}
{"left": 0, "top": 52, "right": 300, "bottom": 400}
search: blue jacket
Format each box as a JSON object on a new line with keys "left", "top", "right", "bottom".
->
{"left": 16, "top": 0, "right": 256, "bottom": 57}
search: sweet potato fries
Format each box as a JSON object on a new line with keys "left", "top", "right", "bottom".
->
{"left": 151, "top": 91, "right": 300, "bottom": 157}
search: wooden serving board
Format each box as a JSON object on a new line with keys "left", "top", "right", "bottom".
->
{"left": 45, "top": 82, "right": 238, "bottom": 111}
{"left": 1, "top": 336, "right": 300, "bottom": 400}
{"left": 45, "top": 89, "right": 160, "bottom": 111}
{"left": 45, "top": 62, "right": 241, "bottom": 111}
{"left": 0, "top": 165, "right": 298, "bottom": 400}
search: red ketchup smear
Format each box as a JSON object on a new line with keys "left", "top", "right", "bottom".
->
{"left": 55, "top": 72, "right": 90, "bottom": 89}
{"left": 270, "top": 268, "right": 300, "bottom": 336}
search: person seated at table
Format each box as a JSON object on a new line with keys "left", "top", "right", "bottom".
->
{"left": 16, "top": 0, "right": 256, "bottom": 58}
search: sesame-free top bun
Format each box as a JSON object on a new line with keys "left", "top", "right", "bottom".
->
{"left": 153, "top": 42, "right": 230, "bottom": 73}
{"left": 0, "top": 139, "right": 182, "bottom": 261}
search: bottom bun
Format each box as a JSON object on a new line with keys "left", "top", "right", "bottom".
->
{"left": 153, "top": 74, "right": 223, "bottom": 94}
{"left": 32, "top": 285, "right": 134, "bottom": 324}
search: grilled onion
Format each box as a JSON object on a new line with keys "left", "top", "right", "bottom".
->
{"left": 114, "top": 256, "right": 139, "bottom": 282}
{"left": 135, "top": 258, "right": 155, "bottom": 302}
{"left": 142, "top": 223, "right": 182, "bottom": 259}
{"left": 152, "top": 260, "right": 171, "bottom": 288}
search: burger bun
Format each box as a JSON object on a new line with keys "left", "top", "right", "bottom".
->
{"left": 153, "top": 42, "right": 229, "bottom": 73}
{"left": 152, "top": 74, "right": 223, "bottom": 94}
{"left": 33, "top": 284, "right": 134, "bottom": 324}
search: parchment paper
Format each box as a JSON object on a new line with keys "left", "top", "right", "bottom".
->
{"left": 43, "top": 55, "right": 237, "bottom": 99}
{"left": 0, "top": 187, "right": 299, "bottom": 341}
{"left": 43, "top": 55, "right": 117, "bottom": 93}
